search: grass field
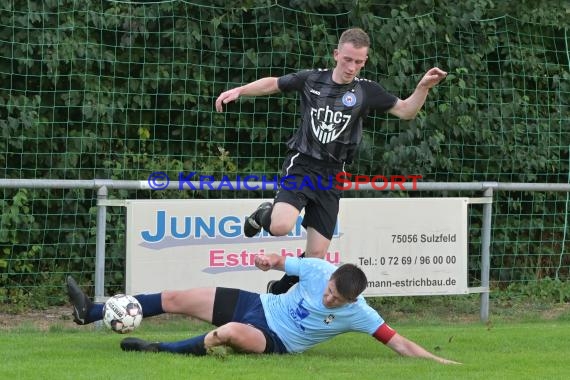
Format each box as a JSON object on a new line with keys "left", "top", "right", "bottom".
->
{"left": 3, "top": 304, "right": 569, "bottom": 380}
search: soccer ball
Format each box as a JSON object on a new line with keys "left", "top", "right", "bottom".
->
{"left": 102, "top": 294, "right": 143, "bottom": 334}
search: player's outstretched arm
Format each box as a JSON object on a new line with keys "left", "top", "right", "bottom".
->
{"left": 388, "top": 67, "right": 447, "bottom": 120}
{"left": 215, "top": 77, "right": 280, "bottom": 112}
{"left": 254, "top": 253, "right": 286, "bottom": 272}
{"left": 385, "top": 333, "right": 461, "bottom": 365}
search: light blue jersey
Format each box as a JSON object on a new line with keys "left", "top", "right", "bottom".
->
{"left": 260, "top": 257, "right": 384, "bottom": 353}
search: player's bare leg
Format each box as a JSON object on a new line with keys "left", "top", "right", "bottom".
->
{"left": 304, "top": 227, "right": 331, "bottom": 259}
{"left": 160, "top": 288, "right": 216, "bottom": 322}
{"left": 244, "top": 200, "right": 300, "bottom": 237}
{"left": 204, "top": 322, "right": 267, "bottom": 353}
{"left": 267, "top": 202, "right": 300, "bottom": 235}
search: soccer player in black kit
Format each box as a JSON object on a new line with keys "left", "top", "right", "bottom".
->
{"left": 215, "top": 28, "right": 447, "bottom": 294}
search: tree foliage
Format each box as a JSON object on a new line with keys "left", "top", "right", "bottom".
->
{"left": 0, "top": 0, "right": 568, "bottom": 302}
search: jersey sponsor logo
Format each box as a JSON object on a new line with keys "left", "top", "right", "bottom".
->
{"left": 309, "top": 88, "right": 321, "bottom": 95}
{"left": 342, "top": 91, "right": 356, "bottom": 107}
{"left": 289, "top": 298, "right": 311, "bottom": 332}
{"left": 310, "top": 105, "right": 351, "bottom": 144}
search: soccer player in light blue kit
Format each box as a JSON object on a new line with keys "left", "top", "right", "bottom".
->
{"left": 67, "top": 255, "right": 459, "bottom": 364}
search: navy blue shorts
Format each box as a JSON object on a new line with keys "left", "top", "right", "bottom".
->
{"left": 212, "top": 288, "right": 288, "bottom": 354}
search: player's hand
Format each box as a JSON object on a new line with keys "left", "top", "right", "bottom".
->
{"left": 418, "top": 67, "right": 447, "bottom": 89}
{"left": 255, "top": 255, "right": 273, "bottom": 271}
{"left": 215, "top": 88, "right": 240, "bottom": 112}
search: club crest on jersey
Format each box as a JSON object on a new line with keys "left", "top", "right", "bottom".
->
{"left": 324, "top": 314, "right": 335, "bottom": 324}
{"left": 342, "top": 91, "right": 356, "bottom": 107}
{"left": 310, "top": 106, "right": 351, "bottom": 144}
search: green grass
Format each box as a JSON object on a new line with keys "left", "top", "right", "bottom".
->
{"left": 3, "top": 315, "right": 569, "bottom": 380}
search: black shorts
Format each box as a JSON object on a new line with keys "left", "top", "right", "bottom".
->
{"left": 274, "top": 151, "right": 343, "bottom": 240}
{"left": 212, "top": 287, "right": 288, "bottom": 354}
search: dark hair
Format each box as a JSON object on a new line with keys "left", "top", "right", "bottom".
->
{"left": 338, "top": 28, "right": 370, "bottom": 49}
{"left": 330, "top": 263, "right": 367, "bottom": 301}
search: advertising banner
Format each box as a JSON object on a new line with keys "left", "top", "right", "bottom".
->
{"left": 125, "top": 198, "right": 468, "bottom": 296}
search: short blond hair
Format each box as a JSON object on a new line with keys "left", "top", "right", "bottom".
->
{"left": 338, "top": 28, "right": 370, "bottom": 49}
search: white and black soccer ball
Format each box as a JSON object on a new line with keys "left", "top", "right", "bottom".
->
{"left": 102, "top": 294, "right": 143, "bottom": 334}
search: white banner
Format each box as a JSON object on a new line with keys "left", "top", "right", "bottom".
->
{"left": 125, "top": 198, "right": 469, "bottom": 296}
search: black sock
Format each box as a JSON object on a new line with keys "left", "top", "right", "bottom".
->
{"left": 259, "top": 206, "right": 273, "bottom": 234}
{"left": 270, "top": 274, "right": 299, "bottom": 294}
{"left": 269, "top": 252, "right": 305, "bottom": 294}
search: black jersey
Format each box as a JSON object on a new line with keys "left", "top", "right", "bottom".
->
{"left": 278, "top": 69, "right": 398, "bottom": 164}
